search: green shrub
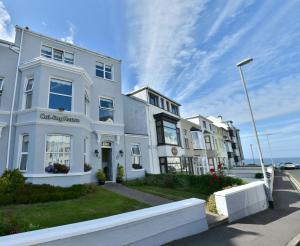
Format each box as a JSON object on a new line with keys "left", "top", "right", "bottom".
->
{"left": 84, "top": 163, "right": 92, "bottom": 172}
{"left": 0, "top": 169, "right": 26, "bottom": 193}
{"left": 127, "top": 173, "right": 245, "bottom": 196}
{"left": 255, "top": 173, "right": 263, "bottom": 179}
{"left": 206, "top": 195, "right": 217, "bottom": 214}
{"left": 96, "top": 170, "right": 106, "bottom": 182}
{"left": 116, "top": 164, "right": 124, "bottom": 183}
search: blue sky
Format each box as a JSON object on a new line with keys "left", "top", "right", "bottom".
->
{"left": 1, "top": 0, "right": 300, "bottom": 159}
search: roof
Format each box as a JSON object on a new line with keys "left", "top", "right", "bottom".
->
{"left": 207, "top": 116, "right": 229, "bottom": 130}
{"left": 127, "top": 86, "right": 181, "bottom": 106}
{"left": 185, "top": 114, "right": 213, "bottom": 123}
{"left": 15, "top": 26, "right": 121, "bottom": 62}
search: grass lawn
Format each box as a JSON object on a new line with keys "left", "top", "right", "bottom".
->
{"left": 0, "top": 186, "right": 148, "bottom": 235}
{"left": 125, "top": 184, "right": 209, "bottom": 201}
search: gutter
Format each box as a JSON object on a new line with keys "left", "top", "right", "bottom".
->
{"left": 6, "top": 28, "right": 24, "bottom": 169}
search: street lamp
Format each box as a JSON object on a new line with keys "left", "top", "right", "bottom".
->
{"left": 236, "top": 58, "right": 273, "bottom": 207}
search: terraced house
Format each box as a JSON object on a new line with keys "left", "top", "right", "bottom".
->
{"left": 0, "top": 26, "right": 149, "bottom": 186}
{"left": 0, "top": 26, "right": 244, "bottom": 186}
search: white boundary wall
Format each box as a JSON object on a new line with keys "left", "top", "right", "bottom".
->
{"left": 0, "top": 198, "right": 208, "bottom": 246}
{"left": 214, "top": 181, "right": 268, "bottom": 222}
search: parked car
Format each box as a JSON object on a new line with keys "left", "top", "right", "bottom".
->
{"left": 295, "top": 164, "right": 300, "bottom": 169}
{"left": 281, "top": 162, "right": 297, "bottom": 170}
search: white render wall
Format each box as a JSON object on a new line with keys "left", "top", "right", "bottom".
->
{"left": 0, "top": 198, "right": 208, "bottom": 246}
{"left": 214, "top": 181, "right": 268, "bottom": 222}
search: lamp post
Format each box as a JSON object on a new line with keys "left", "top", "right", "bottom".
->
{"left": 236, "top": 58, "right": 273, "bottom": 207}
{"left": 250, "top": 144, "right": 255, "bottom": 165}
{"left": 265, "top": 133, "right": 275, "bottom": 167}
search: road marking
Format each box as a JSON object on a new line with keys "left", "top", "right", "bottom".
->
{"left": 286, "top": 173, "right": 300, "bottom": 193}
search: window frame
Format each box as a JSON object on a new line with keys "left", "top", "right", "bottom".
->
{"left": 160, "top": 98, "right": 165, "bottom": 109}
{"left": 53, "top": 48, "right": 64, "bottom": 62}
{"left": 171, "top": 104, "right": 179, "bottom": 115}
{"left": 149, "top": 93, "right": 159, "bottom": 107}
{"left": 205, "top": 135, "right": 212, "bottom": 150}
{"left": 99, "top": 97, "right": 114, "bottom": 122}
{"left": 44, "top": 134, "right": 72, "bottom": 170}
{"left": 19, "top": 134, "right": 29, "bottom": 172}
{"left": 131, "top": 144, "right": 142, "bottom": 169}
{"left": 156, "top": 119, "right": 180, "bottom": 146}
{"left": 84, "top": 137, "right": 88, "bottom": 165}
{"left": 0, "top": 77, "right": 4, "bottom": 95}
{"left": 41, "top": 44, "right": 74, "bottom": 64}
{"left": 48, "top": 78, "right": 73, "bottom": 112}
{"left": 184, "top": 129, "right": 189, "bottom": 149}
{"left": 95, "top": 62, "right": 113, "bottom": 80}
{"left": 24, "top": 77, "right": 34, "bottom": 109}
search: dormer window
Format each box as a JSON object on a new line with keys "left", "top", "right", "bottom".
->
{"left": 25, "top": 78, "right": 34, "bottom": 109}
{"left": 171, "top": 104, "right": 179, "bottom": 115}
{"left": 64, "top": 52, "right": 74, "bottom": 64}
{"left": 41, "top": 45, "right": 52, "bottom": 58}
{"left": 53, "top": 49, "right": 63, "bottom": 61}
{"left": 160, "top": 98, "right": 165, "bottom": 109}
{"left": 149, "top": 93, "right": 159, "bottom": 106}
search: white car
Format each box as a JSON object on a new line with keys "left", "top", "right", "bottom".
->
{"left": 282, "top": 162, "right": 296, "bottom": 170}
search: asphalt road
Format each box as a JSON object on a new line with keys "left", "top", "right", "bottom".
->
{"left": 287, "top": 169, "right": 300, "bottom": 183}
{"left": 167, "top": 171, "right": 300, "bottom": 246}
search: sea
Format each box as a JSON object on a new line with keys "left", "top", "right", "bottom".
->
{"left": 244, "top": 157, "right": 300, "bottom": 166}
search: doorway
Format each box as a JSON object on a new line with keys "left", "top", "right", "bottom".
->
{"left": 102, "top": 147, "right": 112, "bottom": 181}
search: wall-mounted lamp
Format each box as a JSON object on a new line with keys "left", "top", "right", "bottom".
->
{"left": 119, "top": 150, "right": 124, "bottom": 157}
{"left": 94, "top": 149, "right": 99, "bottom": 157}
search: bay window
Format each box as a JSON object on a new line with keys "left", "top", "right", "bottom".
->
{"left": 160, "top": 157, "right": 187, "bottom": 174}
{"left": 49, "top": 79, "right": 72, "bottom": 111}
{"left": 205, "top": 135, "right": 212, "bottom": 150}
{"left": 131, "top": 144, "right": 142, "bottom": 169}
{"left": 191, "top": 131, "right": 204, "bottom": 149}
{"left": 24, "top": 78, "right": 34, "bottom": 109}
{"left": 19, "top": 134, "right": 29, "bottom": 171}
{"left": 184, "top": 130, "right": 189, "bottom": 149}
{"left": 45, "top": 135, "right": 71, "bottom": 168}
{"left": 99, "top": 97, "right": 114, "bottom": 122}
{"left": 156, "top": 120, "right": 181, "bottom": 146}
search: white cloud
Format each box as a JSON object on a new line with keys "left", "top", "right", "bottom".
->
{"left": 61, "top": 22, "right": 76, "bottom": 44}
{"left": 127, "top": 0, "right": 207, "bottom": 91}
{"left": 0, "top": 1, "right": 15, "bottom": 42}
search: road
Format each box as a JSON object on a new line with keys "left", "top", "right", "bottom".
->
{"left": 288, "top": 169, "right": 300, "bottom": 184}
{"left": 167, "top": 171, "right": 300, "bottom": 246}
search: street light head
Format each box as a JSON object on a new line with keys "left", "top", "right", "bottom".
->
{"left": 236, "top": 58, "right": 253, "bottom": 67}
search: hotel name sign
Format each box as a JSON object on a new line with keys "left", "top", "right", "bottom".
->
{"left": 40, "top": 113, "right": 80, "bottom": 123}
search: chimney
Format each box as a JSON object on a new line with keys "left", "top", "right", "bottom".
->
{"left": 217, "top": 115, "right": 223, "bottom": 121}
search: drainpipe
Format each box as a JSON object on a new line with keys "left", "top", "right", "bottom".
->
{"left": 123, "top": 134, "right": 128, "bottom": 181}
{"left": 6, "top": 28, "right": 24, "bottom": 170}
{"left": 146, "top": 104, "right": 154, "bottom": 173}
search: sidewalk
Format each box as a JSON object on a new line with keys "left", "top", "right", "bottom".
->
{"left": 103, "top": 183, "right": 227, "bottom": 228}
{"left": 167, "top": 171, "right": 300, "bottom": 246}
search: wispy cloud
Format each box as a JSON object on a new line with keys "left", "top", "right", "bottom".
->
{"left": 0, "top": 1, "right": 15, "bottom": 41}
{"left": 61, "top": 22, "right": 76, "bottom": 44}
{"left": 127, "top": 0, "right": 207, "bottom": 91}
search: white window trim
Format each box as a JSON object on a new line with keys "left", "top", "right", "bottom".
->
{"left": 131, "top": 143, "right": 142, "bottom": 169}
{"left": 40, "top": 44, "right": 75, "bottom": 64}
{"left": 95, "top": 61, "right": 114, "bottom": 81}
{"left": 24, "top": 77, "right": 34, "bottom": 109}
{"left": 99, "top": 96, "right": 115, "bottom": 123}
{"left": 18, "top": 134, "right": 29, "bottom": 172}
{"left": 48, "top": 77, "right": 73, "bottom": 112}
{"left": 44, "top": 134, "right": 72, "bottom": 172}
{"left": 0, "top": 77, "right": 4, "bottom": 94}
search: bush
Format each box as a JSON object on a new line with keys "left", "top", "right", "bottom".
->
{"left": 255, "top": 173, "right": 263, "bottom": 179}
{"left": 96, "top": 170, "right": 106, "bottom": 183}
{"left": 206, "top": 195, "right": 217, "bottom": 214}
{"left": 84, "top": 163, "right": 92, "bottom": 172}
{"left": 116, "top": 164, "right": 124, "bottom": 183}
{"left": 0, "top": 169, "right": 26, "bottom": 193}
{"left": 127, "top": 173, "right": 245, "bottom": 196}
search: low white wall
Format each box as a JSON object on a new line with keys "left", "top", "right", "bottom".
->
{"left": 214, "top": 181, "right": 268, "bottom": 222}
{"left": 227, "top": 167, "right": 265, "bottom": 179}
{"left": 0, "top": 198, "right": 208, "bottom": 246}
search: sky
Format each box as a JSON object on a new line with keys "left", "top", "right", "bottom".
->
{"left": 0, "top": 0, "right": 300, "bottom": 159}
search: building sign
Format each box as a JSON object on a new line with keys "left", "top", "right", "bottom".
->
{"left": 40, "top": 113, "right": 80, "bottom": 123}
{"left": 171, "top": 147, "right": 178, "bottom": 156}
